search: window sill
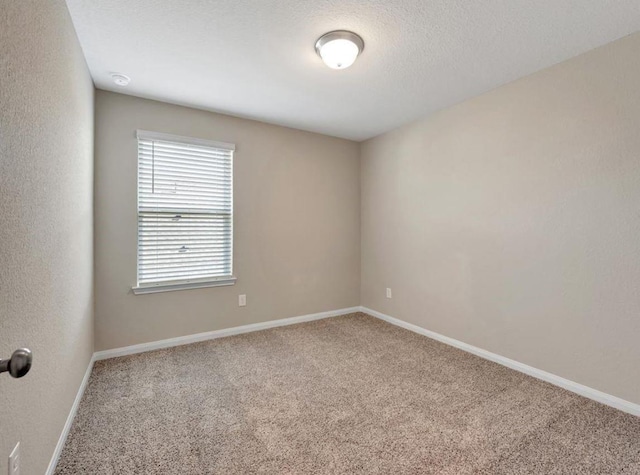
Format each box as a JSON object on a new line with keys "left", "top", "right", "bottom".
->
{"left": 132, "top": 277, "right": 237, "bottom": 295}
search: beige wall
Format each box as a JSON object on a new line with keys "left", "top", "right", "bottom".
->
{"left": 361, "top": 33, "right": 640, "bottom": 405}
{"left": 1, "top": 3, "right": 637, "bottom": 472}
{"left": 0, "top": 1, "right": 94, "bottom": 474}
{"left": 94, "top": 91, "right": 360, "bottom": 350}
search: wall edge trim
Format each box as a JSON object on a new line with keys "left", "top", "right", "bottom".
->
{"left": 47, "top": 306, "right": 360, "bottom": 472}
{"left": 45, "top": 354, "right": 96, "bottom": 475}
{"left": 93, "top": 306, "right": 361, "bottom": 360}
{"left": 360, "top": 306, "right": 640, "bottom": 417}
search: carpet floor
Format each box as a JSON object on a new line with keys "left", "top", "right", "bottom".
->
{"left": 55, "top": 313, "right": 640, "bottom": 474}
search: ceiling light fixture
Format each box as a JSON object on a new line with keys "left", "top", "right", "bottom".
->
{"left": 315, "top": 30, "right": 364, "bottom": 70}
{"left": 111, "top": 73, "right": 130, "bottom": 86}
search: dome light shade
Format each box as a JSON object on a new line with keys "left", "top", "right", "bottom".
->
{"left": 315, "top": 31, "right": 364, "bottom": 70}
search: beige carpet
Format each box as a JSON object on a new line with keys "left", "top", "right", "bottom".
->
{"left": 56, "top": 313, "right": 640, "bottom": 474}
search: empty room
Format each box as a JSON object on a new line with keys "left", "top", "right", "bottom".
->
{"left": 2, "top": 0, "right": 640, "bottom": 473}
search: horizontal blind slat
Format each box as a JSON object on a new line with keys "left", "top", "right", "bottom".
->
{"left": 138, "top": 149, "right": 232, "bottom": 163}
{"left": 139, "top": 265, "right": 232, "bottom": 277}
{"left": 138, "top": 194, "right": 232, "bottom": 204}
{"left": 139, "top": 149, "right": 232, "bottom": 166}
{"left": 139, "top": 255, "right": 232, "bottom": 265}
{"left": 140, "top": 268, "right": 231, "bottom": 280}
{"left": 139, "top": 140, "right": 233, "bottom": 157}
{"left": 141, "top": 269, "right": 232, "bottom": 279}
{"left": 139, "top": 181, "right": 231, "bottom": 193}
{"left": 138, "top": 157, "right": 232, "bottom": 175}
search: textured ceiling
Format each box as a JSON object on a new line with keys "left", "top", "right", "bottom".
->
{"left": 65, "top": 0, "right": 640, "bottom": 141}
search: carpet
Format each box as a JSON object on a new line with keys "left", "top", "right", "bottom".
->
{"left": 55, "top": 313, "right": 640, "bottom": 474}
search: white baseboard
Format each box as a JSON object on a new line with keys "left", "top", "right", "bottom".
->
{"left": 94, "top": 306, "right": 361, "bottom": 361}
{"left": 47, "top": 306, "right": 359, "bottom": 473}
{"left": 45, "top": 354, "right": 96, "bottom": 475}
{"left": 360, "top": 306, "right": 640, "bottom": 417}
{"left": 47, "top": 304, "right": 637, "bottom": 474}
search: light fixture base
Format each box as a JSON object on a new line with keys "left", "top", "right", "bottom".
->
{"left": 315, "top": 30, "right": 364, "bottom": 69}
{"left": 111, "top": 73, "right": 131, "bottom": 87}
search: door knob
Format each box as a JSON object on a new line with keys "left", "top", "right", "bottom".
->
{"left": 0, "top": 348, "right": 32, "bottom": 378}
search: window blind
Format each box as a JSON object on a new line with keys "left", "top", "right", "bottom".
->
{"left": 137, "top": 130, "right": 234, "bottom": 287}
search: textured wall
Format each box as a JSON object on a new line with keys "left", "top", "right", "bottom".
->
{"left": 0, "top": 1, "right": 94, "bottom": 474}
{"left": 361, "top": 33, "right": 640, "bottom": 405}
{"left": 94, "top": 91, "right": 360, "bottom": 350}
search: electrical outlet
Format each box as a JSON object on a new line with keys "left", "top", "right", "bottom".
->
{"left": 8, "top": 442, "right": 20, "bottom": 475}
{"left": 238, "top": 294, "right": 246, "bottom": 307}
{"left": 386, "top": 288, "right": 392, "bottom": 299}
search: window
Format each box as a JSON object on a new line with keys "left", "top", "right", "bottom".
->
{"left": 133, "top": 130, "right": 235, "bottom": 294}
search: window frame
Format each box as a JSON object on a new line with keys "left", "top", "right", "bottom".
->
{"left": 132, "top": 130, "right": 236, "bottom": 295}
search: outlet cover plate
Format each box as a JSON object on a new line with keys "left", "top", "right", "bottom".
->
{"left": 9, "top": 442, "right": 20, "bottom": 475}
